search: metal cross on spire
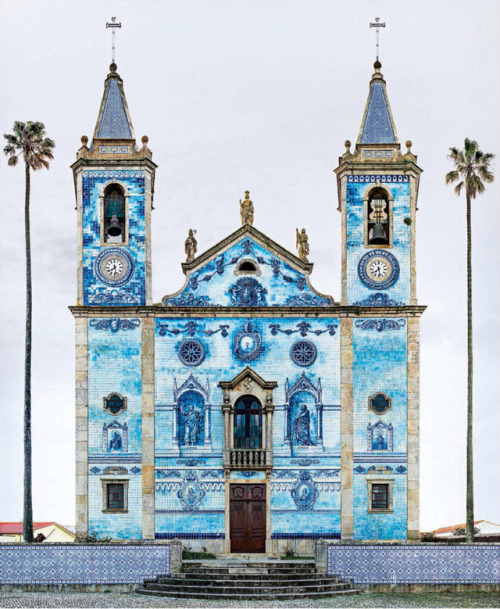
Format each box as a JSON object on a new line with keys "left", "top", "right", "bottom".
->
{"left": 369, "top": 17, "right": 386, "bottom": 62}
{"left": 106, "top": 17, "right": 122, "bottom": 63}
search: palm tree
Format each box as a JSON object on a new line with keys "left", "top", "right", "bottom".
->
{"left": 3, "top": 122, "right": 55, "bottom": 543}
{"left": 445, "top": 138, "right": 494, "bottom": 543}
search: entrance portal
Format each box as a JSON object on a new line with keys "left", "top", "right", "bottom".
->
{"left": 229, "top": 484, "right": 266, "bottom": 553}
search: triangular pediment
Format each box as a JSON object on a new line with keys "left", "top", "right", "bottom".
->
{"left": 161, "top": 225, "right": 335, "bottom": 308}
{"left": 218, "top": 366, "right": 278, "bottom": 391}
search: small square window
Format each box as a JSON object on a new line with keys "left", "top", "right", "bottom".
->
{"left": 107, "top": 484, "right": 124, "bottom": 509}
{"left": 371, "top": 483, "right": 388, "bottom": 509}
{"left": 102, "top": 479, "right": 128, "bottom": 513}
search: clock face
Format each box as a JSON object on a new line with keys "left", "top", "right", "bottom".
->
{"left": 94, "top": 248, "right": 135, "bottom": 287}
{"left": 358, "top": 249, "right": 399, "bottom": 290}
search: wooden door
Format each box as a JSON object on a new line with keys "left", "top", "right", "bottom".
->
{"left": 230, "top": 484, "right": 266, "bottom": 553}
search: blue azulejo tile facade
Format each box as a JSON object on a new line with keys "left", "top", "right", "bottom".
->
{"left": 82, "top": 170, "right": 147, "bottom": 306}
{"left": 72, "top": 59, "right": 424, "bottom": 551}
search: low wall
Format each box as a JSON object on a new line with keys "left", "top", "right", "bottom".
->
{"left": 0, "top": 542, "right": 181, "bottom": 588}
{"left": 316, "top": 541, "right": 500, "bottom": 587}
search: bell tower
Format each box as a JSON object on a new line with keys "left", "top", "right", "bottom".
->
{"left": 71, "top": 62, "right": 157, "bottom": 306}
{"left": 335, "top": 61, "right": 424, "bottom": 542}
{"left": 335, "top": 60, "right": 421, "bottom": 307}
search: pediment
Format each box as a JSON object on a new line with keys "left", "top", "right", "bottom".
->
{"left": 218, "top": 366, "right": 278, "bottom": 392}
{"left": 160, "top": 225, "right": 335, "bottom": 308}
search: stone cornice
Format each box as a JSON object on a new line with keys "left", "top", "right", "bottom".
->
{"left": 69, "top": 304, "right": 426, "bottom": 318}
{"left": 70, "top": 156, "right": 158, "bottom": 173}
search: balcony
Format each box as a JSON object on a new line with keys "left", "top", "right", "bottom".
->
{"left": 223, "top": 448, "right": 273, "bottom": 470}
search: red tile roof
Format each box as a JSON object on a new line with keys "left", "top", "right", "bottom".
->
{"left": 433, "top": 520, "right": 484, "bottom": 535}
{"left": 0, "top": 522, "right": 55, "bottom": 535}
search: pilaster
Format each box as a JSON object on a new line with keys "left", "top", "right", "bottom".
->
{"left": 340, "top": 316, "right": 354, "bottom": 538}
{"left": 407, "top": 316, "right": 420, "bottom": 539}
{"left": 141, "top": 317, "right": 155, "bottom": 538}
{"left": 75, "top": 317, "right": 88, "bottom": 536}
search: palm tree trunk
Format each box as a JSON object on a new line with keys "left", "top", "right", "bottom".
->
{"left": 465, "top": 188, "right": 474, "bottom": 543}
{"left": 23, "top": 161, "right": 33, "bottom": 543}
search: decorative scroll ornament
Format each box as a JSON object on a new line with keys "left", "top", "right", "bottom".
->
{"left": 157, "top": 320, "right": 229, "bottom": 337}
{"left": 280, "top": 293, "right": 332, "bottom": 307}
{"left": 163, "top": 293, "right": 213, "bottom": 307}
{"left": 90, "top": 318, "right": 140, "bottom": 332}
{"left": 355, "top": 319, "right": 406, "bottom": 332}
{"left": 177, "top": 472, "right": 205, "bottom": 511}
{"left": 89, "top": 291, "right": 139, "bottom": 305}
{"left": 290, "top": 471, "right": 319, "bottom": 511}
{"left": 229, "top": 277, "right": 267, "bottom": 306}
{"left": 353, "top": 293, "right": 405, "bottom": 307}
{"left": 270, "top": 321, "right": 337, "bottom": 337}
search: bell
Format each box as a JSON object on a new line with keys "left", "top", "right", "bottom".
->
{"left": 369, "top": 223, "right": 388, "bottom": 245}
{"left": 107, "top": 216, "right": 122, "bottom": 238}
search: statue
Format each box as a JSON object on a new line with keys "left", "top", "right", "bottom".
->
{"left": 296, "top": 228, "right": 310, "bottom": 262}
{"left": 183, "top": 405, "right": 203, "bottom": 445}
{"left": 109, "top": 431, "right": 122, "bottom": 451}
{"left": 239, "top": 190, "right": 254, "bottom": 226}
{"left": 292, "top": 404, "right": 313, "bottom": 446}
{"left": 184, "top": 229, "right": 197, "bottom": 262}
{"left": 374, "top": 431, "right": 387, "bottom": 450}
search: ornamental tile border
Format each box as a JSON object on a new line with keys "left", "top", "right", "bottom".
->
{"left": 0, "top": 545, "right": 170, "bottom": 584}
{"left": 347, "top": 175, "right": 410, "bottom": 183}
{"left": 326, "top": 545, "right": 500, "bottom": 584}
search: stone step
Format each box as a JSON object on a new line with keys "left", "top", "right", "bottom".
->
{"left": 136, "top": 587, "right": 360, "bottom": 600}
{"left": 155, "top": 575, "right": 342, "bottom": 585}
{"left": 181, "top": 566, "right": 318, "bottom": 575}
{"left": 143, "top": 581, "right": 352, "bottom": 595}
{"left": 150, "top": 578, "right": 347, "bottom": 590}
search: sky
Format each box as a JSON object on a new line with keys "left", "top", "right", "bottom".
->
{"left": 0, "top": 0, "right": 499, "bottom": 532}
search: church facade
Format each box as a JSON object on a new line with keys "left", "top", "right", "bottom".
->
{"left": 71, "top": 59, "right": 424, "bottom": 553}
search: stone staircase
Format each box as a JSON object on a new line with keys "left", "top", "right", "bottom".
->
{"left": 136, "top": 558, "right": 361, "bottom": 600}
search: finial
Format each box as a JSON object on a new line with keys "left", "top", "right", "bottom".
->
{"left": 374, "top": 60, "right": 382, "bottom": 71}
{"left": 344, "top": 140, "right": 351, "bottom": 153}
{"left": 81, "top": 135, "right": 89, "bottom": 147}
{"left": 109, "top": 62, "right": 117, "bottom": 73}
{"left": 369, "top": 17, "right": 386, "bottom": 62}
{"left": 141, "top": 135, "right": 149, "bottom": 146}
{"left": 239, "top": 190, "right": 254, "bottom": 226}
{"left": 106, "top": 17, "right": 122, "bottom": 64}
{"left": 406, "top": 140, "right": 412, "bottom": 153}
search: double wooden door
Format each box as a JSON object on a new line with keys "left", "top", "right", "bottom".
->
{"left": 229, "top": 484, "right": 266, "bottom": 553}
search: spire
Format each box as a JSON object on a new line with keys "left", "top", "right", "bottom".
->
{"left": 357, "top": 61, "right": 398, "bottom": 145}
{"left": 93, "top": 63, "right": 135, "bottom": 142}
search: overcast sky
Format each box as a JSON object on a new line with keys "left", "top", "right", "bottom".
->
{"left": 0, "top": 0, "right": 498, "bottom": 532}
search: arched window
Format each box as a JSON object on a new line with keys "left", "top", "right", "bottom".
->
{"left": 234, "top": 395, "right": 262, "bottom": 449}
{"left": 103, "top": 184, "right": 126, "bottom": 243}
{"left": 366, "top": 187, "right": 390, "bottom": 246}
{"left": 235, "top": 258, "right": 261, "bottom": 276}
{"left": 238, "top": 260, "right": 257, "bottom": 272}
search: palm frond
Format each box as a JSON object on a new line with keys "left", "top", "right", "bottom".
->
{"left": 445, "top": 170, "right": 459, "bottom": 184}
{"left": 454, "top": 181, "right": 464, "bottom": 196}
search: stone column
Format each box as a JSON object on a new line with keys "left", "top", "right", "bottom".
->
{"left": 340, "top": 316, "right": 354, "bottom": 539}
{"left": 407, "top": 316, "right": 420, "bottom": 539}
{"left": 75, "top": 317, "right": 88, "bottom": 537}
{"left": 141, "top": 317, "right": 155, "bottom": 539}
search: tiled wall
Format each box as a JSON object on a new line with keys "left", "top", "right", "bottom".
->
{"left": 154, "top": 315, "right": 340, "bottom": 539}
{"left": 346, "top": 176, "right": 410, "bottom": 305}
{"left": 353, "top": 319, "right": 408, "bottom": 539}
{"left": 82, "top": 170, "right": 146, "bottom": 306}
{"left": 88, "top": 319, "right": 143, "bottom": 539}
{"left": 325, "top": 544, "right": 500, "bottom": 584}
{"left": 0, "top": 544, "right": 171, "bottom": 584}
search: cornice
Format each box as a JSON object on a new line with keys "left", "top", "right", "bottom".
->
{"left": 70, "top": 157, "right": 158, "bottom": 173}
{"left": 69, "top": 304, "right": 426, "bottom": 317}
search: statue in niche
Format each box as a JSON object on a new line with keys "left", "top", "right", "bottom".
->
{"left": 184, "top": 229, "right": 198, "bottom": 262}
{"left": 109, "top": 431, "right": 122, "bottom": 451}
{"left": 373, "top": 430, "right": 388, "bottom": 451}
{"left": 292, "top": 404, "right": 313, "bottom": 446}
{"left": 296, "top": 228, "right": 310, "bottom": 262}
{"left": 240, "top": 191, "right": 254, "bottom": 226}
{"left": 183, "top": 405, "right": 203, "bottom": 445}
